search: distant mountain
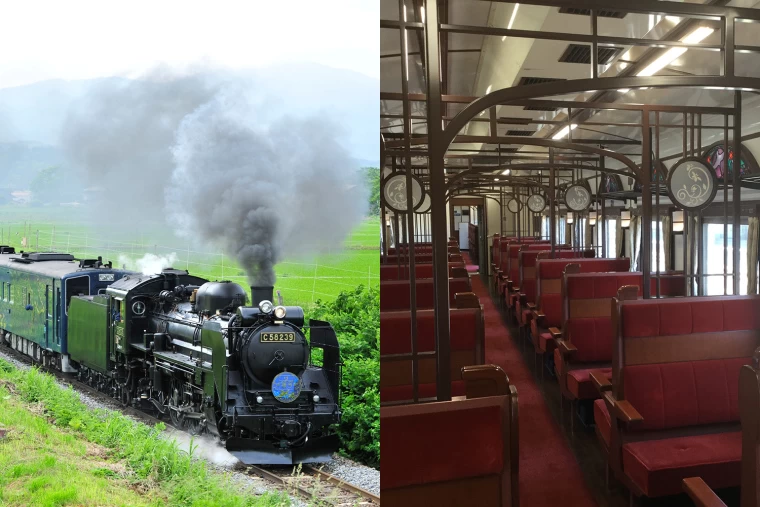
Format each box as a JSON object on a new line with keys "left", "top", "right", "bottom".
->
{"left": 0, "top": 64, "right": 378, "bottom": 176}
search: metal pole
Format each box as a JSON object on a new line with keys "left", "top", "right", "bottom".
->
{"left": 641, "top": 110, "right": 652, "bottom": 298}
{"left": 734, "top": 90, "right": 742, "bottom": 295}
{"left": 549, "top": 148, "right": 556, "bottom": 257}
{"left": 424, "top": 0, "right": 451, "bottom": 402}
{"left": 398, "top": 0, "right": 419, "bottom": 402}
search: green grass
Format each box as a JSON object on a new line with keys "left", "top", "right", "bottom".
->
{"left": 0, "top": 206, "right": 379, "bottom": 307}
{"left": 0, "top": 361, "right": 292, "bottom": 507}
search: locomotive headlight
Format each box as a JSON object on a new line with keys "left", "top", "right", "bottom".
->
{"left": 256, "top": 395, "right": 264, "bottom": 404}
{"left": 258, "top": 300, "right": 274, "bottom": 314}
{"left": 313, "top": 395, "right": 320, "bottom": 403}
{"left": 274, "top": 306, "right": 287, "bottom": 319}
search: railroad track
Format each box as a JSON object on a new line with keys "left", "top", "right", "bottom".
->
{"left": 248, "top": 464, "right": 380, "bottom": 506}
{"left": 0, "top": 345, "right": 380, "bottom": 505}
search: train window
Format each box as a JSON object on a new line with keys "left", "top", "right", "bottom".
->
{"left": 1, "top": 282, "right": 4, "bottom": 301}
{"left": 27, "top": 290, "right": 30, "bottom": 307}
{"left": 7, "top": 283, "right": 11, "bottom": 303}
{"left": 64, "top": 275, "right": 90, "bottom": 315}
{"left": 704, "top": 223, "right": 749, "bottom": 295}
{"left": 651, "top": 221, "right": 666, "bottom": 272}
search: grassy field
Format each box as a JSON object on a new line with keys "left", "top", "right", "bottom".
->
{"left": 0, "top": 206, "right": 379, "bottom": 307}
{"left": 0, "top": 382, "right": 167, "bottom": 506}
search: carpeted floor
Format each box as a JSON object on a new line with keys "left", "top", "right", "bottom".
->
{"left": 469, "top": 273, "right": 598, "bottom": 507}
{"left": 461, "top": 251, "right": 479, "bottom": 273}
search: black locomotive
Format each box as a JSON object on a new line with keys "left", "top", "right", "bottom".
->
{"left": 0, "top": 249, "right": 342, "bottom": 464}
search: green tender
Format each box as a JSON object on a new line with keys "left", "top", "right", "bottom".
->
{"left": 68, "top": 295, "right": 109, "bottom": 373}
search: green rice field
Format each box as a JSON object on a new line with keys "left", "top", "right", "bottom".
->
{"left": 0, "top": 206, "right": 379, "bottom": 308}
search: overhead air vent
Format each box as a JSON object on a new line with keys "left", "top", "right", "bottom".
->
{"left": 498, "top": 147, "right": 520, "bottom": 153}
{"left": 505, "top": 130, "right": 535, "bottom": 137}
{"left": 559, "top": 44, "right": 623, "bottom": 65}
{"left": 517, "top": 76, "right": 566, "bottom": 87}
{"left": 558, "top": 7, "right": 626, "bottom": 19}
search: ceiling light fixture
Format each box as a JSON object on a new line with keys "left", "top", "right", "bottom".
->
{"left": 421, "top": 6, "right": 425, "bottom": 23}
{"left": 552, "top": 124, "right": 578, "bottom": 140}
{"left": 502, "top": 169, "right": 511, "bottom": 175}
{"left": 502, "top": 3, "right": 520, "bottom": 41}
{"left": 637, "top": 26, "right": 714, "bottom": 77}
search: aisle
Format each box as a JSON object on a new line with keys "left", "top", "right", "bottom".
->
{"left": 461, "top": 251, "right": 479, "bottom": 273}
{"left": 469, "top": 273, "right": 598, "bottom": 507}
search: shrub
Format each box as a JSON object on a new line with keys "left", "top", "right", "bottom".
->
{"left": 308, "top": 285, "right": 379, "bottom": 468}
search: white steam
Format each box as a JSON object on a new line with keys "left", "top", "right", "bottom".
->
{"left": 118, "top": 252, "right": 178, "bottom": 275}
{"left": 163, "top": 428, "right": 238, "bottom": 468}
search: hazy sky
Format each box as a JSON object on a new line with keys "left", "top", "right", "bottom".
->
{"left": 0, "top": 0, "right": 378, "bottom": 89}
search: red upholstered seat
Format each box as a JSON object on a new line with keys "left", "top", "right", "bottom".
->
{"left": 380, "top": 277, "right": 472, "bottom": 311}
{"left": 594, "top": 399, "right": 611, "bottom": 448}
{"left": 567, "top": 368, "right": 612, "bottom": 400}
{"left": 382, "top": 403, "right": 504, "bottom": 489}
{"left": 380, "top": 309, "right": 480, "bottom": 355}
{"left": 380, "top": 380, "right": 467, "bottom": 403}
{"left": 539, "top": 332, "right": 554, "bottom": 353}
{"left": 622, "top": 431, "right": 742, "bottom": 497}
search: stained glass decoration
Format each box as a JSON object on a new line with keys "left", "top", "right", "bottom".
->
{"left": 702, "top": 142, "right": 758, "bottom": 181}
{"left": 599, "top": 174, "right": 623, "bottom": 194}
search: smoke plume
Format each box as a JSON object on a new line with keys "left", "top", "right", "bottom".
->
{"left": 118, "top": 252, "right": 179, "bottom": 275}
{"left": 166, "top": 89, "right": 367, "bottom": 286}
{"left": 61, "top": 66, "right": 367, "bottom": 285}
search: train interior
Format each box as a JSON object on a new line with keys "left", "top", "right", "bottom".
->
{"left": 381, "top": 1, "right": 760, "bottom": 506}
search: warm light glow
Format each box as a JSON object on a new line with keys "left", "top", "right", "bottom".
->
{"left": 552, "top": 124, "right": 578, "bottom": 140}
{"left": 508, "top": 3, "right": 520, "bottom": 29}
{"left": 621, "top": 210, "right": 631, "bottom": 229}
{"left": 486, "top": 84, "right": 492, "bottom": 94}
{"left": 566, "top": 212, "right": 574, "bottom": 224}
{"left": 589, "top": 210, "right": 597, "bottom": 226}
{"left": 502, "top": 3, "right": 520, "bottom": 41}
{"left": 495, "top": 177, "right": 500, "bottom": 181}
{"left": 672, "top": 210, "right": 684, "bottom": 233}
{"left": 502, "top": 169, "right": 511, "bottom": 175}
{"left": 637, "top": 26, "right": 714, "bottom": 77}
{"left": 420, "top": 5, "right": 425, "bottom": 23}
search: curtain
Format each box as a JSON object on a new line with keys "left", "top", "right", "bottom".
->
{"left": 662, "top": 216, "right": 672, "bottom": 272}
{"left": 566, "top": 221, "right": 573, "bottom": 247}
{"left": 630, "top": 215, "right": 641, "bottom": 271}
{"left": 585, "top": 218, "right": 592, "bottom": 249}
{"left": 615, "top": 217, "right": 623, "bottom": 258}
{"left": 748, "top": 217, "right": 760, "bottom": 295}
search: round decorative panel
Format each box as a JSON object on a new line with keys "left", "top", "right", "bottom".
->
{"left": 507, "top": 198, "right": 522, "bottom": 213}
{"left": 666, "top": 157, "right": 718, "bottom": 211}
{"left": 527, "top": 193, "right": 546, "bottom": 213}
{"left": 565, "top": 184, "right": 592, "bottom": 212}
{"left": 271, "top": 371, "right": 302, "bottom": 403}
{"left": 382, "top": 173, "right": 424, "bottom": 213}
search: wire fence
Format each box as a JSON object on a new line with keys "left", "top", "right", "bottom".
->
{"left": 0, "top": 220, "right": 379, "bottom": 307}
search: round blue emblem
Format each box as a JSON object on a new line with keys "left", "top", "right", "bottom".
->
{"left": 271, "top": 372, "right": 302, "bottom": 403}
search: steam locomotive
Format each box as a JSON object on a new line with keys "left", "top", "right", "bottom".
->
{"left": 0, "top": 248, "right": 342, "bottom": 464}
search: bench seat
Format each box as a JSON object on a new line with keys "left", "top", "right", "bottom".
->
{"left": 566, "top": 367, "right": 612, "bottom": 400}
{"left": 622, "top": 432, "right": 742, "bottom": 498}
{"left": 381, "top": 380, "right": 467, "bottom": 403}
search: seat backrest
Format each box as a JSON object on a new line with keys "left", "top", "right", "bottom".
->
{"left": 535, "top": 258, "right": 630, "bottom": 328}
{"left": 380, "top": 277, "right": 472, "bottom": 311}
{"left": 518, "top": 248, "right": 594, "bottom": 302}
{"left": 562, "top": 272, "right": 684, "bottom": 363}
{"left": 380, "top": 307, "right": 484, "bottom": 390}
{"left": 614, "top": 295, "right": 760, "bottom": 431}
{"left": 381, "top": 366, "right": 518, "bottom": 507}
{"left": 380, "top": 262, "right": 467, "bottom": 281}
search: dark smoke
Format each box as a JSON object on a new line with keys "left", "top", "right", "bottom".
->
{"left": 167, "top": 89, "right": 367, "bottom": 285}
{"left": 61, "top": 65, "right": 367, "bottom": 285}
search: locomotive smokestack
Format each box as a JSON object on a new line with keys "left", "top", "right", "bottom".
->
{"left": 251, "top": 286, "right": 274, "bottom": 307}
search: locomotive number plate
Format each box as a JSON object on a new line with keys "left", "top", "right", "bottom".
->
{"left": 99, "top": 274, "right": 115, "bottom": 282}
{"left": 260, "top": 332, "right": 296, "bottom": 342}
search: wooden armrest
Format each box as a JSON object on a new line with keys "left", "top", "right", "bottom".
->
{"left": 605, "top": 393, "right": 644, "bottom": 425}
{"left": 526, "top": 302, "right": 536, "bottom": 310}
{"left": 682, "top": 478, "right": 727, "bottom": 507}
{"left": 462, "top": 364, "right": 509, "bottom": 399}
{"left": 557, "top": 339, "right": 576, "bottom": 358}
{"left": 454, "top": 292, "right": 480, "bottom": 309}
{"left": 548, "top": 327, "right": 562, "bottom": 339}
{"left": 589, "top": 370, "right": 612, "bottom": 392}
